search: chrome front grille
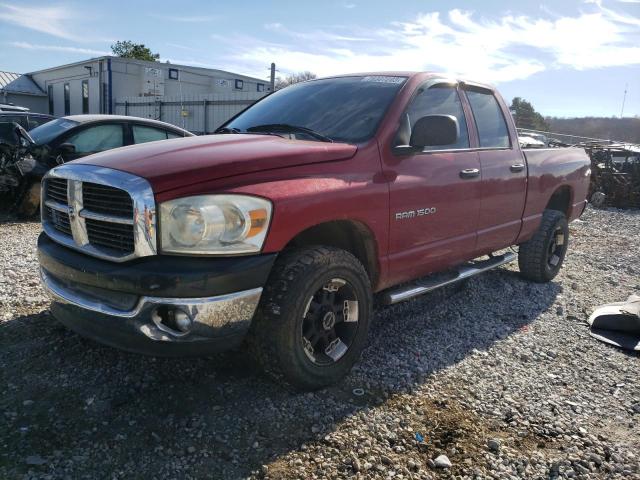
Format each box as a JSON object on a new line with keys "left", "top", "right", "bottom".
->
{"left": 86, "top": 218, "right": 135, "bottom": 252}
{"left": 46, "top": 178, "right": 68, "bottom": 205}
{"left": 82, "top": 182, "right": 133, "bottom": 217}
{"left": 44, "top": 205, "right": 72, "bottom": 236}
{"left": 41, "top": 165, "right": 157, "bottom": 262}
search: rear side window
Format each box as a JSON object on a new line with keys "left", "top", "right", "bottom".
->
{"left": 66, "top": 124, "right": 124, "bottom": 153}
{"left": 466, "top": 90, "right": 510, "bottom": 148}
{"left": 396, "top": 85, "right": 469, "bottom": 150}
{"left": 132, "top": 124, "right": 170, "bottom": 144}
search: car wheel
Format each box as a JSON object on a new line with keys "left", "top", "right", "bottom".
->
{"left": 518, "top": 209, "right": 569, "bottom": 283}
{"left": 248, "top": 246, "right": 372, "bottom": 390}
{"left": 16, "top": 181, "right": 41, "bottom": 218}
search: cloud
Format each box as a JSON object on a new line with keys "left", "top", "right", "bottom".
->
{"left": 165, "top": 42, "right": 201, "bottom": 52}
{"left": 151, "top": 14, "right": 217, "bottom": 23}
{"left": 221, "top": 4, "right": 640, "bottom": 84}
{"left": 343, "top": 3, "right": 356, "bottom": 8}
{"left": 264, "top": 22, "right": 373, "bottom": 43}
{"left": 0, "top": 3, "right": 78, "bottom": 40}
{"left": 10, "top": 41, "right": 109, "bottom": 56}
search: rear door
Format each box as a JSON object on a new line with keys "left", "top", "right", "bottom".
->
{"left": 384, "top": 82, "right": 481, "bottom": 282}
{"left": 464, "top": 87, "right": 527, "bottom": 253}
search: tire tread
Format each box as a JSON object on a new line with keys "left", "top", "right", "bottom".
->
{"left": 247, "top": 246, "right": 371, "bottom": 390}
{"left": 518, "top": 209, "right": 567, "bottom": 283}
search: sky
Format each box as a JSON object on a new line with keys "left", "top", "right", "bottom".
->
{"left": 0, "top": 0, "right": 639, "bottom": 118}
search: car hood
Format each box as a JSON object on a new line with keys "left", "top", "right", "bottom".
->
{"left": 74, "top": 134, "right": 358, "bottom": 193}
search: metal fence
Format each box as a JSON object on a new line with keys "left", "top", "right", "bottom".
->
{"left": 114, "top": 92, "right": 266, "bottom": 134}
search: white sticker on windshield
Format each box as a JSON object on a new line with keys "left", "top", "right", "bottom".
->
{"left": 361, "top": 76, "right": 406, "bottom": 84}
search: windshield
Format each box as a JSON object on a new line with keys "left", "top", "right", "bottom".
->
{"left": 224, "top": 76, "right": 407, "bottom": 143}
{"left": 29, "top": 118, "right": 79, "bottom": 145}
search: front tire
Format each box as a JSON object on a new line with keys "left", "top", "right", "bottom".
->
{"left": 518, "top": 209, "right": 569, "bottom": 283}
{"left": 248, "top": 246, "right": 372, "bottom": 390}
{"left": 16, "top": 181, "right": 41, "bottom": 218}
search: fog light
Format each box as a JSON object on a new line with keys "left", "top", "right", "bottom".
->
{"left": 173, "top": 310, "right": 192, "bottom": 332}
{"left": 151, "top": 306, "right": 193, "bottom": 335}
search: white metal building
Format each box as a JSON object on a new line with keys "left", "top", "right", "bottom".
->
{"left": 26, "top": 56, "right": 271, "bottom": 118}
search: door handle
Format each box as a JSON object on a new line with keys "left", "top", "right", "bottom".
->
{"left": 510, "top": 163, "right": 525, "bottom": 173}
{"left": 459, "top": 168, "right": 480, "bottom": 179}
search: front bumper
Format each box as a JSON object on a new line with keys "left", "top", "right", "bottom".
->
{"left": 38, "top": 233, "right": 277, "bottom": 356}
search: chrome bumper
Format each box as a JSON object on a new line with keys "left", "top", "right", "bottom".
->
{"left": 41, "top": 268, "right": 262, "bottom": 343}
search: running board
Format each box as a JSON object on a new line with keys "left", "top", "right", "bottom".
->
{"left": 383, "top": 252, "right": 517, "bottom": 305}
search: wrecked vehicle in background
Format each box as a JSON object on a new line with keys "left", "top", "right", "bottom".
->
{"left": 0, "top": 122, "right": 48, "bottom": 216}
{"left": 0, "top": 115, "right": 193, "bottom": 216}
{"left": 516, "top": 128, "right": 640, "bottom": 209}
{"left": 517, "top": 130, "right": 548, "bottom": 148}
{"left": 587, "top": 143, "right": 640, "bottom": 209}
{"left": 0, "top": 110, "right": 55, "bottom": 133}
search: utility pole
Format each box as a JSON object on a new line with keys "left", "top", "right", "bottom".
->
{"left": 270, "top": 63, "right": 276, "bottom": 92}
{"left": 620, "top": 83, "right": 628, "bottom": 118}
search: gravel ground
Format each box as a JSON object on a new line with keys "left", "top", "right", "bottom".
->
{"left": 1, "top": 206, "right": 639, "bottom": 479}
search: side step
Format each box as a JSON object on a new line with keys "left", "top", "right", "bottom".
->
{"left": 383, "top": 252, "right": 517, "bottom": 305}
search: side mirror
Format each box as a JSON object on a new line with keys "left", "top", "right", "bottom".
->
{"left": 410, "top": 115, "right": 459, "bottom": 149}
{"left": 58, "top": 143, "right": 76, "bottom": 154}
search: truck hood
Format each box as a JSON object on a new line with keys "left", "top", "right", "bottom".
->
{"left": 75, "top": 134, "right": 358, "bottom": 193}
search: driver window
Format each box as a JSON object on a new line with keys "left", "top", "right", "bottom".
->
{"left": 395, "top": 85, "right": 469, "bottom": 150}
{"left": 66, "top": 124, "right": 124, "bottom": 154}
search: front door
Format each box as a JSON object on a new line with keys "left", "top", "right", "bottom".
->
{"left": 384, "top": 83, "right": 482, "bottom": 285}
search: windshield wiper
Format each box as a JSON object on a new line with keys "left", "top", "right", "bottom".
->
{"left": 214, "top": 126, "right": 241, "bottom": 134}
{"left": 246, "top": 124, "right": 333, "bottom": 143}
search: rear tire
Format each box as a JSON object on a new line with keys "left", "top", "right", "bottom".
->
{"left": 518, "top": 209, "right": 569, "bottom": 283}
{"left": 247, "top": 246, "right": 372, "bottom": 390}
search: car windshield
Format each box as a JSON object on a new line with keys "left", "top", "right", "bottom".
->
{"left": 29, "top": 118, "right": 79, "bottom": 145}
{"left": 224, "top": 76, "right": 407, "bottom": 143}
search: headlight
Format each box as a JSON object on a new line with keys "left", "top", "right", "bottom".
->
{"left": 160, "top": 195, "right": 272, "bottom": 254}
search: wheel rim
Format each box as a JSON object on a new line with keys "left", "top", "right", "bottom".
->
{"left": 547, "top": 226, "right": 566, "bottom": 269}
{"left": 301, "top": 277, "right": 359, "bottom": 366}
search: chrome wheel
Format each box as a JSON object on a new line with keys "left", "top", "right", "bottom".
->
{"left": 301, "top": 278, "right": 359, "bottom": 365}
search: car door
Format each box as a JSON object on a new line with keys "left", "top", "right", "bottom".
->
{"left": 463, "top": 87, "right": 527, "bottom": 253}
{"left": 384, "top": 82, "right": 482, "bottom": 283}
{"left": 58, "top": 123, "right": 126, "bottom": 161}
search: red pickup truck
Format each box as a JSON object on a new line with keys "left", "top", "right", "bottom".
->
{"left": 37, "top": 72, "right": 590, "bottom": 389}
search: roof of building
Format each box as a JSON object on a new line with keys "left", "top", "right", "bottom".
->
{"left": 0, "top": 70, "right": 46, "bottom": 96}
{"left": 27, "top": 56, "right": 267, "bottom": 83}
{"left": 0, "top": 71, "right": 19, "bottom": 88}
